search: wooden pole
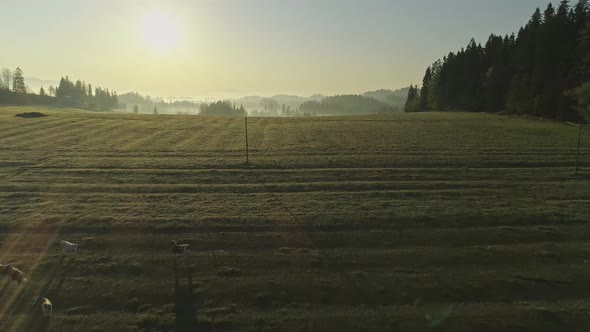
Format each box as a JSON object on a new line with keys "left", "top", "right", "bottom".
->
{"left": 186, "top": 253, "right": 193, "bottom": 295}
{"left": 575, "top": 120, "right": 582, "bottom": 175}
{"left": 174, "top": 257, "right": 179, "bottom": 291}
{"left": 174, "top": 257, "right": 180, "bottom": 330}
{"left": 245, "top": 116, "right": 249, "bottom": 166}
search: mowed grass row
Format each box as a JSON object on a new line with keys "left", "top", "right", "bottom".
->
{"left": 0, "top": 106, "right": 589, "bottom": 331}
{"left": 0, "top": 107, "right": 588, "bottom": 169}
{"left": 1, "top": 231, "right": 590, "bottom": 331}
{"left": 1, "top": 189, "right": 589, "bottom": 229}
{"left": 1, "top": 168, "right": 589, "bottom": 228}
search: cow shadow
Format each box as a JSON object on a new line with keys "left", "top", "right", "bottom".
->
{"left": 36, "top": 255, "right": 67, "bottom": 298}
{"left": 23, "top": 255, "right": 74, "bottom": 332}
{"left": 173, "top": 254, "right": 200, "bottom": 332}
{"left": 0, "top": 279, "right": 10, "bottom": 297}
{"left": 46, "top": 257, "right": 75, "bottom": 296}
{"left": 0, "top": 285, "right": 27, "bottom": 330}
{"left": 24, "top": 314, "right": 51, "bottom": 332}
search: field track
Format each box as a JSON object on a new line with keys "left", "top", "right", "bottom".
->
{"left": 0, "top": 106, "right": 589, "bottom": 331}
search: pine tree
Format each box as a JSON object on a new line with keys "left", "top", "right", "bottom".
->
{"left": 404, "top": 85, "right": 420, "bottom": 112}
{"left": 0, "top": 68, "right": 11, "bottom": 90}
{"left": 39, "top": 87, "right": 45, "bottom": 96}
{"left": 574, "top": 0, "right": 590, "bottom": 30}
{"left": 12, "top": 67, "right": 26, "bottom": 94}
{"left": 421, "top": 0, "right": 590, "bottom": 121}
{"left": 420, "top": 67, "right": 432, "bottom": 111}
{"left": 568, "top": 81, "right": 590, "bottom": 121}
{"left": 506, "top": 75, "right": 536, "bottom": 114}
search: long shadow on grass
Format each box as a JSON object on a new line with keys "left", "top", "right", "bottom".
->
{"left": 0, "top": 280, "right": 10, "bottom": 297}
{"left": 171, "top": 254, "right": 203, "bottom": 332}
{"left": 46, "top": 257, "right": 75, "bottom": 296}
{"left": 23, "top": 315, "right": 51, "bottom": 332}
{"left": 23, "top": 255, "right": 73, "bottom": 332}
{"left": 0, "top": 286, "right": 26, "bottom": 330}
{"left": 37, "top": 255, "right": 66, "bottom": 297}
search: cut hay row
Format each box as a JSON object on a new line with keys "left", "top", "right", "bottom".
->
{"left": 0, "top": 107, "right": 588, "bottom": 331}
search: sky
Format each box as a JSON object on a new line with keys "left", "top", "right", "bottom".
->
{"left": 0, "top": 0, "right": 553, "bottom": 98}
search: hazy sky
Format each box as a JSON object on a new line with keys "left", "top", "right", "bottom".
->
{"left": 1, "top": 0, "right": 552, "bottom": 98}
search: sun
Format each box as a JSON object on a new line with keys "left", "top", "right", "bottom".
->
{"left": 142, "top": 11, "right": 182, "bottom": 52}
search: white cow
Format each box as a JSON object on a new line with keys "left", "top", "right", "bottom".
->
{"left": 33, "top": 297, "right": 52, "bottom": 317}
{"left": 5, "top": 265, "right": 26, "bottom": 285}
{"left": 60, "top": 240, "right": 79, "bottom": 254}
{"left": 171, "top": 240, "right": 189, "bottom": 254}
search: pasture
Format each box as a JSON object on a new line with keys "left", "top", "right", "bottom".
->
{"left": 0, "top": 106, "right": 589, "bottom": 331}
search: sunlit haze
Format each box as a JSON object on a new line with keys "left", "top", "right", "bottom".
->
{"left": 1, "top": 0, "right": 550, "bottom": 98}
{"left": 142, "top": 11, "right": 183, "bottom": 53}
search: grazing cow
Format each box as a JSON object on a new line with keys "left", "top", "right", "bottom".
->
{"left": 0, "top": 263, "right": 10, "bottom": 275}
{"left": 7, "top": 265, "right": 26, "bottom": 285}
{"left": 60, "top": 240, "right": 79, "bottom": 254}
{"left": 171, "top": 240, "right": 189, "bottom": 254}
{"left": 33, "top": 297, "right": 53, "bottom": 317}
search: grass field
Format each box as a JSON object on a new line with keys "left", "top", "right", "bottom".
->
{"left": 0, "top": 106, "right": 589, "bottom": 331}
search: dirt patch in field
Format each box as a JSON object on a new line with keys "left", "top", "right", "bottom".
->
{"left": 15, "top": 112, "right": 47, "bottom": 118}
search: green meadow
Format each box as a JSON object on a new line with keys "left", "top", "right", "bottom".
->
{"left": 0, "top": 106, "right": 589, "bottom": 331}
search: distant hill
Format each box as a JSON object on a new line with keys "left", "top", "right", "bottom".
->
{"left": 234, "top": 89, "right": 408, "bottom": 114}
{"left": 118, "top": 92, "right": 151, "bottom": 106}
{"left": 299, "top": 95, "right": 396, "bottom": 116}
{"left": 118, "top": 92, "right": 200, "bottom": 114}
{"left": 234, "top": 94, "right": 324, "bottom": 111}
{"left": 24, "top": 77, "right": 59, "bottom": 93}
{"left": 362, "top": 87, "right": 409, "bottom": 110}
{"left": 118, "top": 88, "right": 410, "bottom": 115}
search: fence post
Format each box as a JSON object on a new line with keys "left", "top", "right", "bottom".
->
{"left": 575, "top": 121, "right": 582, "bottom": 175}
{"left": 245, "top": 116, "right": 249, "bottom": 166}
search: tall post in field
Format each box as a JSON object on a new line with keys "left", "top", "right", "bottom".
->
{"left": 575, "top": 120, "right": 582, "bottom": 175}
{"left": 245, "top": 116, "right": 249, "bottom": 166}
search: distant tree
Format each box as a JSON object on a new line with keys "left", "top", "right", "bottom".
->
{"left": 56, "top": 76, "right": 71, "bottom": 99}
{"left": 48, "top": 86, "right": 56, "bottom": 97}
{"left": 39, "top": 87, "right": 45, "bottom": 96}
{"left": 260, "top": 98, "right": 279, "bottom": 113}
{"left": 133, "top": 105, "right": 139, "bottom": 113}
{"left": 300, "top": 95, "right": 393, "bottom": 115}
{"left": 0, "top": 68, "right": 11, "bottom": 90}
{"left": 428, "top": 59, "right": 443, "bottom": 109}
{"left": 153, "top": 106, "right": 158, "bottom": 114}
{"left": 199, "top": 100, "right": 246, "bottom": 116}
{"left": 506, "top": 75, "right": 536, "bottom": 115}
{"left": 88, "top": 84, "right": 93, "bottom": 97}
{"left": 404, "top": 85, "right": 421, "bottom": 112}
{"left": 12, "top": 67, "right": 26, "bottom": 94}
{"left": 568, "top": 81, "right": 590, "bottom": 122}
{"left": 74, "top": 80, "right": 85, "bottom": 101}
{"left": 420, "top": 67, "right": 432, "bottom": 111}
{"left": 483, "top": 34, "right": 513, "bottom": 112}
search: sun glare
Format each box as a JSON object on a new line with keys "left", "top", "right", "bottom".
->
{"left": 142, "top": 11, "right": 182, "bottom": 52}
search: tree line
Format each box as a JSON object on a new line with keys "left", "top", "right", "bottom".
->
{"left": 55, "top": 76, "right": 119, "bottom": 111}
{"left": 118, "top": 92, "right": 203, "bottom": 115}
{"left": 0, "top": 67, "right": 121, "bottom": 111}
{"left": 407, "top": 0, "right": 590, "bottom": 122}
{"left": 199, "top": 101, "right": 246, "bottom": 116}
{"left": 0, "top": 67, "right": 54, "bottom": 105}
{"left": 300, "top": 95, "right": 395, "bottom": 116}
